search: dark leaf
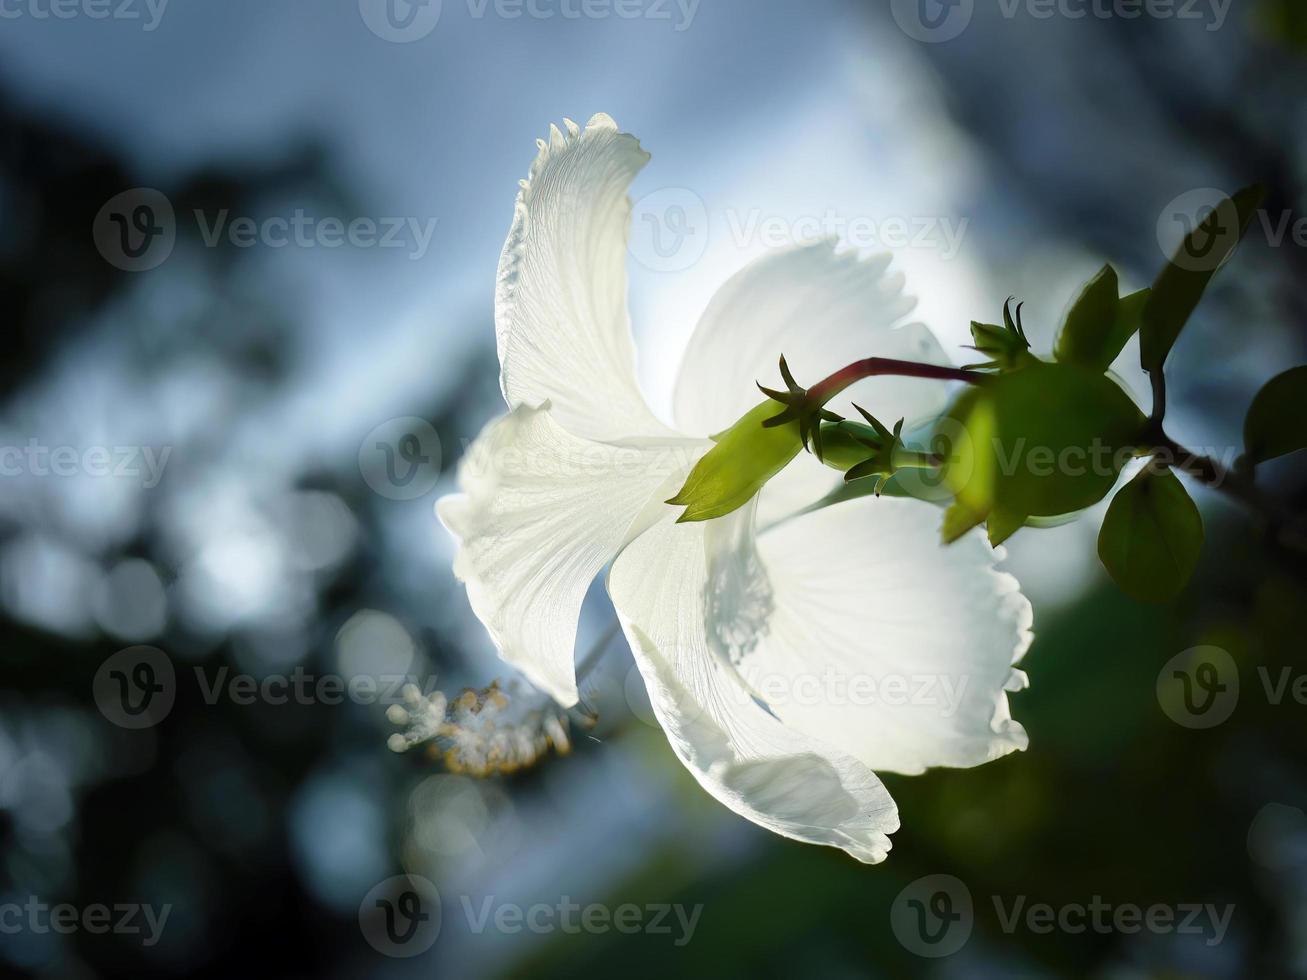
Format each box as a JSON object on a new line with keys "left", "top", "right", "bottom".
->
{"left": 1140, "top": 185, "right": 1265, "bottom": 373}
{"left": 1054, "top": 265, "right": 1119, "bottom": 370}
{"left": 1244, "top": 365, "right": 1307, "bottom": 465}
{"left": 1098, "top": 467, "right": 1204, "bottom": 602}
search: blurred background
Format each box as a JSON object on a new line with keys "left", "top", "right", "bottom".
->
{"left": 2, "top": 0, "right": 1306, "bottom": 976}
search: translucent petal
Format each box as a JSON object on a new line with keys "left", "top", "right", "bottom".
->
{"left": 496, "top": 114, "right": 675, "bottom": 443}
{"left": 439, "top": 405, "right": 698, "bottom": 706}
{"left": 673, "top": 240, "right": 952, "bottom": 440}
{"left": 742, "top": 495, "right": 1032, "bottom": 775}
{"left": 608, "top": 505, "right": 901, "bottom": 863}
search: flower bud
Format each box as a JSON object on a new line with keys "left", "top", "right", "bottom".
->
{"left": 667, "top": 401, "right": 805, "bottom": 523}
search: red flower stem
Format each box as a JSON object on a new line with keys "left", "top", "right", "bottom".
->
{"left": 807, "top": 358, "right": 990, "bottom": 408}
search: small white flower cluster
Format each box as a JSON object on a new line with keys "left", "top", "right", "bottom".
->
{"left": 385, "top": 681, "right": 586, "bottom": 777}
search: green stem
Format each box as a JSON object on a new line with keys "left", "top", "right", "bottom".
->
{"left": 1151, "top": 433, "right": 1290, "bottom": 528}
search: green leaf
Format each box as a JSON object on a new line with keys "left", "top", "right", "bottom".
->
{"left": 1140, "top": 185, "right": 1265, "bottom": 373}
{"left": 936, "top": 361, "right": 1147, "bottom": 522}
{"left": 1054, "top": 265, "right": 1119, "bottom": 369}
{"left": 1054, "top": 267, "right": 1151, "bottom": 373}
{"left": 667, "top": 401, "right": 804, "bottom": 523}
{"left": 1244, "top": 365, "right": 1307, "bottom": 465}
{"left": 1097, "top": 467, "right": 1204, "bottom": 603}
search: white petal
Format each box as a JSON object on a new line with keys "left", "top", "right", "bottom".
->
{"left": 673, "top": 240, "right": 952, "bottom": 438}
{"left": 608, "top": 506, "right": 900, "bottom": 863}
{"left": 496, "top": 114, "right": 674, "bottom": 443}
{"left": 741, "top": 495, "right": 1031, "bottom": 775}
{"left": 438, "top": 405, "right": 697, "bottom": 707}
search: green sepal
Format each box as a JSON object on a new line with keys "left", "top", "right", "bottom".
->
{"left": 942, "top": 501, "right": 987, "bottom": 544}
{"left": 964, "top": 299, "right": 1033, "bottom": 371}
{"left": 986, "top": 507, "right": 1028, "bottom": 547}
{"left": 667, "top": 401, "right": 805, "bottom": 523}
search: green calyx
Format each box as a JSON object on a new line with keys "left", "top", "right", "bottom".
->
{"left": 666, "top": 400, "right": 806, "bottom": 523}
{"left": 755, "top": 355, "right": 842, "bottom": 459}
{"left": 935, "top": 358, "right": 1149, "bottom": 546}
{"left": 964, "top": 299, "right": 1035, "bottom": 372}
{"left": 818, "top": 407, "right": 935, "bottom": 496}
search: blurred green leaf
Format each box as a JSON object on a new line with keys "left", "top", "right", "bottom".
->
{"left": 1098, "top": 466, "right": 1204, "bottom": 602}
{"left": 1244, "top": 365, "right": 1307, "bottom": 465}
{"left": 1258, "top": 0, "right": 1307, "bottom": 52}
{"left": 1140, "top": 185, "right": 1265, "bottom": 373}
{"left": 667, "top": 401, "right": 804, "bottom": 522}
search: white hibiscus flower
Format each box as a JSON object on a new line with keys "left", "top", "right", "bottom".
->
{"left": 436, "top": 113, "right": 1032, "bottom": 864}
